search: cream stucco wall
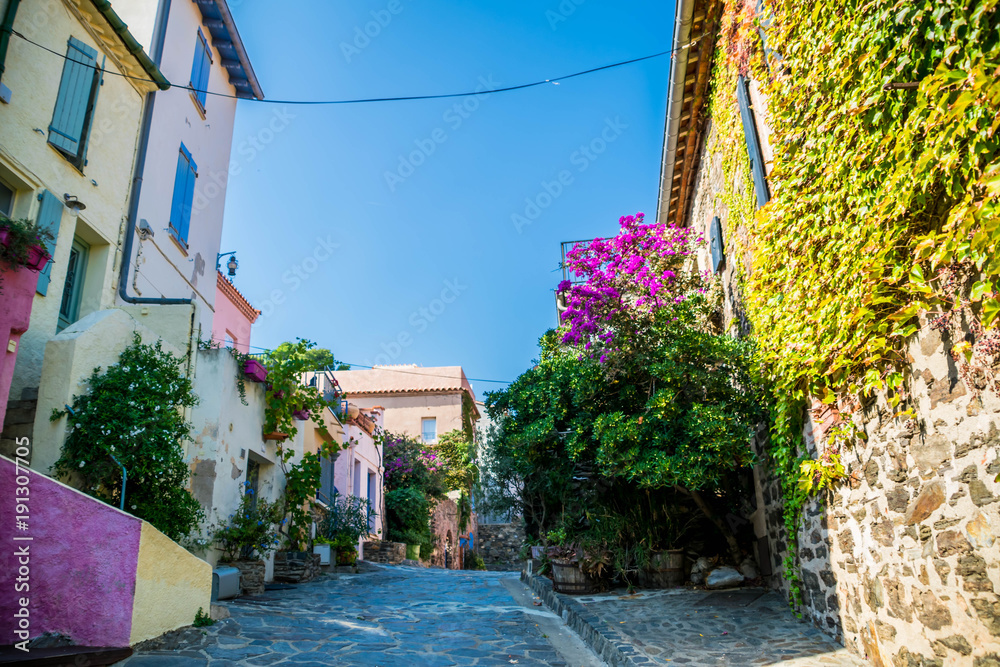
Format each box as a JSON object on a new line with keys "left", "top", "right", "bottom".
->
{"left": 1, "top": 0, "right": 155, "bottom": 399}
{"left": 129, "top": 520, "right": 211, "bottom": 645}
{"left": 30, "top": 306, "right": 190, "bottom": 474}
{"left": 347, "top": 393, "right": 466, "bottom": 443}
{"left": 113, "top": 0, "right": 241, "bottom": 337}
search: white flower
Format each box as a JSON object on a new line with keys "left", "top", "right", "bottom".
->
{"left": 79, "top": 461, "right": 86, "bottom": 467}
{"left": 131, "top": 505, "right": 137, "bottom": 510}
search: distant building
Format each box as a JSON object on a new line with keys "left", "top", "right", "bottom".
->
{"left": 334, "top": 365, "right": 480, "bottom": 443}
{"left": 213, "top": 270, "right": 259, "bottom": 353}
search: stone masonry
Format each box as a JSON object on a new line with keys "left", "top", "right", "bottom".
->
{"left": 478, "top": 522, "right": 525, "bottom": 571}
{"left": 686, "top": 108, "right": 1000, "bottom": 665}
{"left": 363, "top": 540, "right": 405, "bottom": 565}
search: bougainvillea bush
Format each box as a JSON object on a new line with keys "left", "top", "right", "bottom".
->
{"left": 52, "top": 334, "right": 204, "bottom": 541}
{"left": 485, "top": 213, "right": 764, "bottom": 564}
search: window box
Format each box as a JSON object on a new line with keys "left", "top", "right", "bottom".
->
{"left": 242, "top": 358, "right": 268, "bottom": 383}
{"left": 263, "top": 431, "right": 289, "bottom": 442}
{"left": 24, "top": 245, "right": 51, "bottom": 272}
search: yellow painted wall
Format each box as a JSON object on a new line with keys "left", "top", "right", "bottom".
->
{"left": 1, "top": 0, "right": 155, "bottom": 398}
{"left": 129, "top": 521, "right": 212, "bottom": 645}
{"left": 346, "top": 392, "right": 466, "bottom": 442}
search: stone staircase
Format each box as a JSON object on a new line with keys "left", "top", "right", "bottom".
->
{"left": 1, "top": 387, "right": 37, "bottom": 461}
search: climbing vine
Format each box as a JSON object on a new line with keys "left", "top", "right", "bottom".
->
{"left": 709, "top": 0, "right": 1000, "bottom": 606}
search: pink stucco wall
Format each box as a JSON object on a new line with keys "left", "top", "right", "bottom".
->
{"left": 0, "top": 456, "right": 142, "bottom": 647}
{"left": 0, "top": 265, "right": 37, "bottom": 428}
{"left": 211, "top": 272, "right": 258, "bottom": 353}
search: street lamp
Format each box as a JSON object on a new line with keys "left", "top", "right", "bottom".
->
{"left": 217, "top": 251, "right": 238, "bottom": 278}
{"left": 63, "top": 194, "right": 86, "bottom": 217}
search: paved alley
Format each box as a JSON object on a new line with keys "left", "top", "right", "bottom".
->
{"left": 119, "top": 565, "right": 602, "bottom": 667}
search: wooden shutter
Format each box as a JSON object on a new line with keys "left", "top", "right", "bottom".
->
{"left": 35, "top": 190, "right": 64, "bottom": 296}
{"left": 190, "top": 31, "right": 211, "bottom": 108}
{"left": 710, "top": 216, "right": 725, "bottom": 273}
{"left": 48, "top": 37, "right": 98, "bottom": 158}
{"left": 169, "top": 144, "right": 197, "bottom": 244}
{"left": 736, "top": 75, "right": 770, "bottom": 208}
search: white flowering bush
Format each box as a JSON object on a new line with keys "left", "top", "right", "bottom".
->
{"left": 52, "top": 334, "right": 204, "bottom": 541}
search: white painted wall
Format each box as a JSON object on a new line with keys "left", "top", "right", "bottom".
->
{"left": 113, "top": 0, "right": 240, "bottom": 339}
{"left": 339, "top": 412, "right": 385, "bottom": 554}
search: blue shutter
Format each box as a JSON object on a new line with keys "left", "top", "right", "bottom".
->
{"left": 190, "top": 32, "right": 210, "bottom": 108}
{"left": 169, "top": 144, "right": 197, "bottom": 244}
{"left": 736, "top": 75, "right": 771, "bottom": 208}
{"left": 35, "top": 190, "right": 64, "bottom": 296}
{"left": 49, "top": 37, "right": 98, "bottom": 157}
{"left": 709, "top": 216, "right": 725, "bottom": 273}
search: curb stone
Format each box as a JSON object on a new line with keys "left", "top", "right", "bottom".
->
{"left": 521, "top": 570, "right": 647, "bottom": 667}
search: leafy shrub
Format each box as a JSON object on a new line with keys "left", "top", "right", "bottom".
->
{"left": 212, "top": 491, "right": 284, "bottom": 561}
{"left": 52, "top": 335, "right": 203, "bottom": 541}
{"left": 320, "top": 492, "right": 373, "bottom": 546}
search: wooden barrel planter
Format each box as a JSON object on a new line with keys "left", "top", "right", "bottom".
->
{"left": 551, "top": 561, "right": 595, "bottom": 594}
{"left": 641, "top": 549, "right": 685, "bottom": 588}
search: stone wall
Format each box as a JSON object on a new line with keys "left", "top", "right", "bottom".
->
{"left": 273, "top": 552, "right": 321, "bottom": 584}
{"left": 686, "top": 107, "right": 1000, "bottom": 665}
{"left": 224, "top": 559, "right": 265, "bottom": 596}
{"left": 478, "top": 522, "right": 525, "bottom": 571}
{"left": 363, "top": 540, "right": 405, "bottom": 565}
{"left": 429, "top": 496, "right": 464, "bottom": 569}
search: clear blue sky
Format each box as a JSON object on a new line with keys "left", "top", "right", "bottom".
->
{"left": 221, "top": 0, "right": 673, "bottom": 397}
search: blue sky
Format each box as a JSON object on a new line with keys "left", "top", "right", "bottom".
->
{"left": 221, "top": 0, "right": 673, "bottom": 398}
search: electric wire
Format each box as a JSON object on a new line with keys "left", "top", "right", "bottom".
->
{"left": 12, "top": 29, "right": 698, "bottom": 105}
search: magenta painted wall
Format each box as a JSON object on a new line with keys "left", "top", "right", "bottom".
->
{"left": 0, "top": 456, "right": 142, "bottom": 647}
{"left": 0, "top": 265, "right": 37, "bottom": 428}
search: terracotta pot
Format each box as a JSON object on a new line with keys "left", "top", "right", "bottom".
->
{"left": 336, "top": 546, "right": 358, "bottom": 566}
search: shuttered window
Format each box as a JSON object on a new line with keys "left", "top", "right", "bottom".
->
{"left": 189, "top": 30, "right": 211, "bottom": 112}
{"left": 736, "top": 75, "right": 770, "bottom": 208}
{"left": 58, "top": 238, "right": 89, "bottom": 332}
{"left": 169, "top": 143, "right": 197, "bottom": 246}
{"left": 709, "top": 216, "right": 725, "bottom": 274}
{"left": 48, "top": 37, "right": 102, "bottom": 169}
{"left": 35, "top": 190, "right": 64, "bottom": 296}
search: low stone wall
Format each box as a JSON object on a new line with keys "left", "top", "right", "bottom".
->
{"left": 273, "top": 552, "right": 321, "bottom": 584}
{"left": 224, "top": 559, "right": 265, "bottom": 596}
{"left": 363, "top": 540, "right": 405, "bottom": 564}
{"left": 478, "top": 523, "right": 524, "bottom": 570}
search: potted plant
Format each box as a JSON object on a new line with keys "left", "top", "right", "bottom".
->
{"left": 320, "top": 492, "right": 373, "bottom": 567}
{"left": 0, "top": 216, "right": 55, "bottom": 273}
{"left": 211, "top": 490, "right": 284, "bottom": 596}
{"left": 545, "top": 528, "right": 595, "bottom": 594}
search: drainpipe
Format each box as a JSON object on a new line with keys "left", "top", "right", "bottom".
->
{"left": 655, "top": 0, "right": 696, "bottom": 225}
{"left": 0, "top": 0, "right": 21, "bottom": 84}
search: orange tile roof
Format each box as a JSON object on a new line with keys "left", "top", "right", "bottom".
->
{"left": 216, "top": 271, "right": 260, "bottom": 323}
{"left": 335, "top": 365, "right": 477, "bottom": 402}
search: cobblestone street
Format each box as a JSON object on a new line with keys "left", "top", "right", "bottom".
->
{"left": 119, "top": 565, "right": 600, "bottom": 667}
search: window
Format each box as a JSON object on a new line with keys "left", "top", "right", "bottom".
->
{"left": 189, "top": 30, "right": 211, "bottom": 112}
{"left": 736, "top": 75, "right": 770, "bottom": 208}
{"left": 169, "top": 143, "right": 197, "bottom": 246}
{"left": 353, "top": 460, "right": 362, "bottom": 497}
{"left": 0, "top": 179, "right": 13, "bottom": 217}
{"left": 48, "top": 37, "right": 102, "bottom": 170}
{"left": 224, "top": 332, "right": 236, "bottom": 348}
{"left": 57, "top": 238, "right": 89, "bottom": 332}
{"left": 246, "top": 458, "right": 260, "bottom": 510}
{"left": 421, "top": 417, "right": 437, "bottom": 443}
{"left": 35, "top": 190, "right": 64, "bottom": 296}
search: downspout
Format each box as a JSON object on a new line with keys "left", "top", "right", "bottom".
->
{"left": 655, "top": 0, "right": 696, "bottom": 225}
{"left": 0, "top": 0, "right": 22, "bottom": 84}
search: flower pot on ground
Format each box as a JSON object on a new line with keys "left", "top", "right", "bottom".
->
{"left": 406, "top": 543, "right": 421, "bottom": 560}
{"left": 337, "top": 545, "right": 358, "bottom": 566}
{"left": 640, "top": 549, "right": 686, "bottom": 588}
{"left": 210, "top": 491, "right": 283, "bottom": 595}
{"left": 24, "top": 245, "right": 50, "bottom": 272}
{"left": 551, "top": 560, "right": 595, "bottom": 594}
{"left": 319, "top": 492, "right": 373, "bottom": 566}
{"left": 313, "top": 541, "right": 332, "bottom": 566}
{"left": 242, "top": 358, "right": 268, "bottom": 383}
